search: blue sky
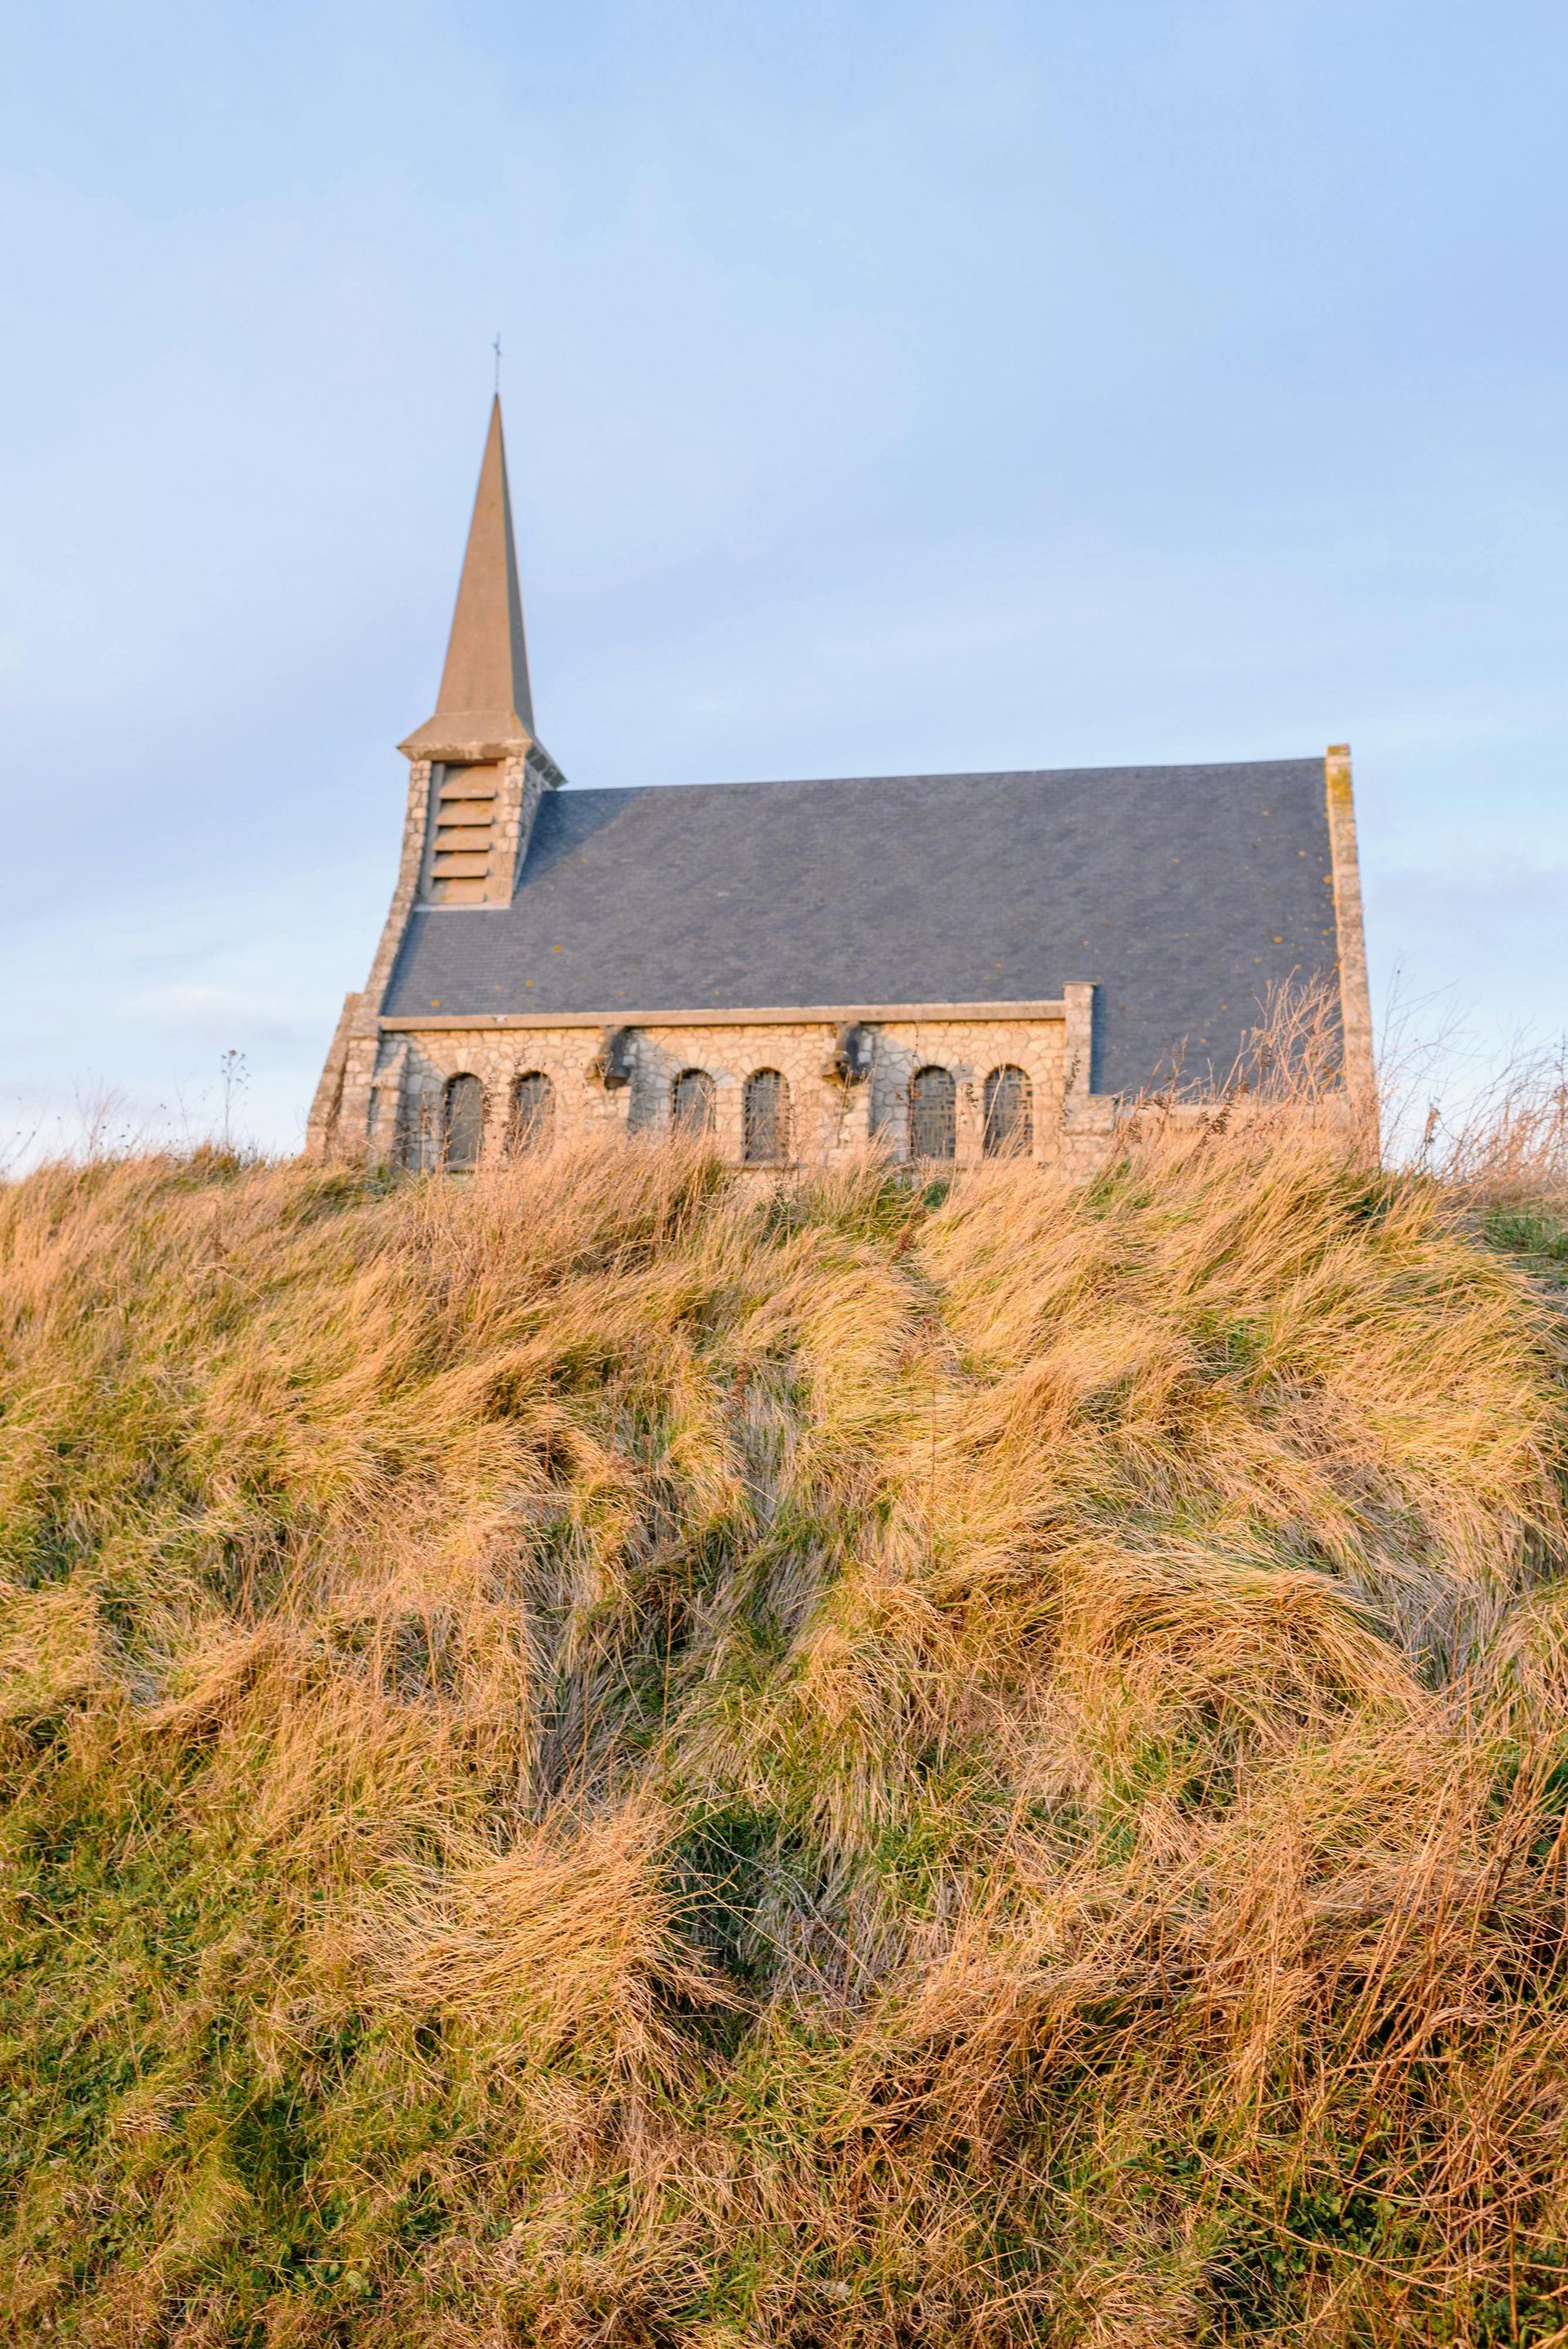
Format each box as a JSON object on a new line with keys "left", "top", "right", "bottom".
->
{"left": 2, "top": 0, "right": 1564, "bottom": 1157}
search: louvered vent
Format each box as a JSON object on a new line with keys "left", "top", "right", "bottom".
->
{"left": 426, "top": 762, "right": 501, "bottom": 903}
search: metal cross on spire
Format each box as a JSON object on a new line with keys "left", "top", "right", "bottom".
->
{"left": 492, "top": 332, "right": 502, "bottom": 396}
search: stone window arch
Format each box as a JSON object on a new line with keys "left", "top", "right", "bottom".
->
{"left": 671, "top": 1068, "right": 716, "bottom": 1137}
{"left": 909, "top": 1064, "right": 956, "bottom": 1161}
{"left": 982, "top": 1064, "right": 1033, "bottom": 1157}
{"left": 510, "top": 1070, "right": 555, "bottom": 1156}
{"left": 443, "top": 1073, "right": 484, "bottom": 1170}
{"left": 742, "top": 1069, "right": 789, "bottom": 1164}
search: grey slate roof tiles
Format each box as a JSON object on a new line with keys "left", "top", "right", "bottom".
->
{"left": 382, "top": 758, "right": 1339, "bottom": 1096}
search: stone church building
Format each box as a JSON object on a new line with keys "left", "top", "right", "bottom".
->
{"left": 309, "top": 401, "right": 1373, "bottom": 1172}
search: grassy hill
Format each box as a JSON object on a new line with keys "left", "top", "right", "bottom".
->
{"left": 2, "top": 1112, "right": 1568, "bottom": 2344}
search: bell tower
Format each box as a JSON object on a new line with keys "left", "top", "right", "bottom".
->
{"left": 306, "top": 399, "right": 566, "bottom": 1155}
{"left": 399, "top": 395, "right": 565, "bottom": 907}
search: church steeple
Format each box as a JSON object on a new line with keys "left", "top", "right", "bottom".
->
{"left": 399, "top": 397, "right": 539, "bottom": 760}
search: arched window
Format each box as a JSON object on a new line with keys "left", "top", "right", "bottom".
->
{"left": 982, "top": 1065, "right": 1033, "bottom": 1157}
{"left": 909, "top": 1065, "right": 956, "bottom": 1161}
{"left": 443, "top": 1073, "right": 483, "bottom": 1170}
{"left": 743, "top": 1069, "right": 789, "bottom": 1164}
{"left": 671, "top": 1068, "right": 716, "bottom": 1137}
{"left": 510, "top": 1071, "right": 555, "bottom": 1156}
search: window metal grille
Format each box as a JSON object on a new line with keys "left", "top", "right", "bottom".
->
{"left": 671, "top": 1068, "right": 716, "bottom": 1136}
{"left": 982, "top": 1065, "right": 1033, "bottom": 1157}
{"left": 510, "top": 1071, "right": 555, "bottom": 1156}
{"left": 443, "top": 1074, "right": 484, "bottom": 1170}
{"left": 909, "top": 1065, "right": 956, "bottom": 1161}
{"left": 743, "top": 1069, "right": 788, "bottom": 1163}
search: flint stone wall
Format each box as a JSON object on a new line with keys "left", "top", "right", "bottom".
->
{"left": 380, "top": 1016, "right": 1076, "bottom": 1170}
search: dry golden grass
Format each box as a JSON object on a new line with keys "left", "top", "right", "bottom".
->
{"left": 2, "top": 1090, "right": 1568, "bottom": 2343}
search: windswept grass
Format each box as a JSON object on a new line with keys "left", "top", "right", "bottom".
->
{"left": 2, "top": 1108, "right": 1567, "bottom": 2344}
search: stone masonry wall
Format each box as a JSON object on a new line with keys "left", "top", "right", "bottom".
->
{"left": 381, "top": 1017, "right": 1074, "bottom": 1171}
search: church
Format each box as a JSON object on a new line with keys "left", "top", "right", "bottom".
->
{"left": 308, "top": 401, "right": 1373, "bottom": 1171}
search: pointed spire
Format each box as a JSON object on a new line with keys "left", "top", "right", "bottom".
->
{"left": 435, "top": 397, "right": 533, "bottom": 730}
{"left": 399, "top": 398, "right": 537, "bottom": 760}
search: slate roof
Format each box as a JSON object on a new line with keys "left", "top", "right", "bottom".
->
{"left": 382, "top": 759, "right": 1341, "bottom": 1095}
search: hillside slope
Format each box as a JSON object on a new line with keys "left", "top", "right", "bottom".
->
{"left": 2, "top": 1125, "right": 1567, "bottom": 2345}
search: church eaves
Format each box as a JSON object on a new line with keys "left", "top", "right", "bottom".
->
{"left": 399, "top": 397, "right": 538, "bottom": 763}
